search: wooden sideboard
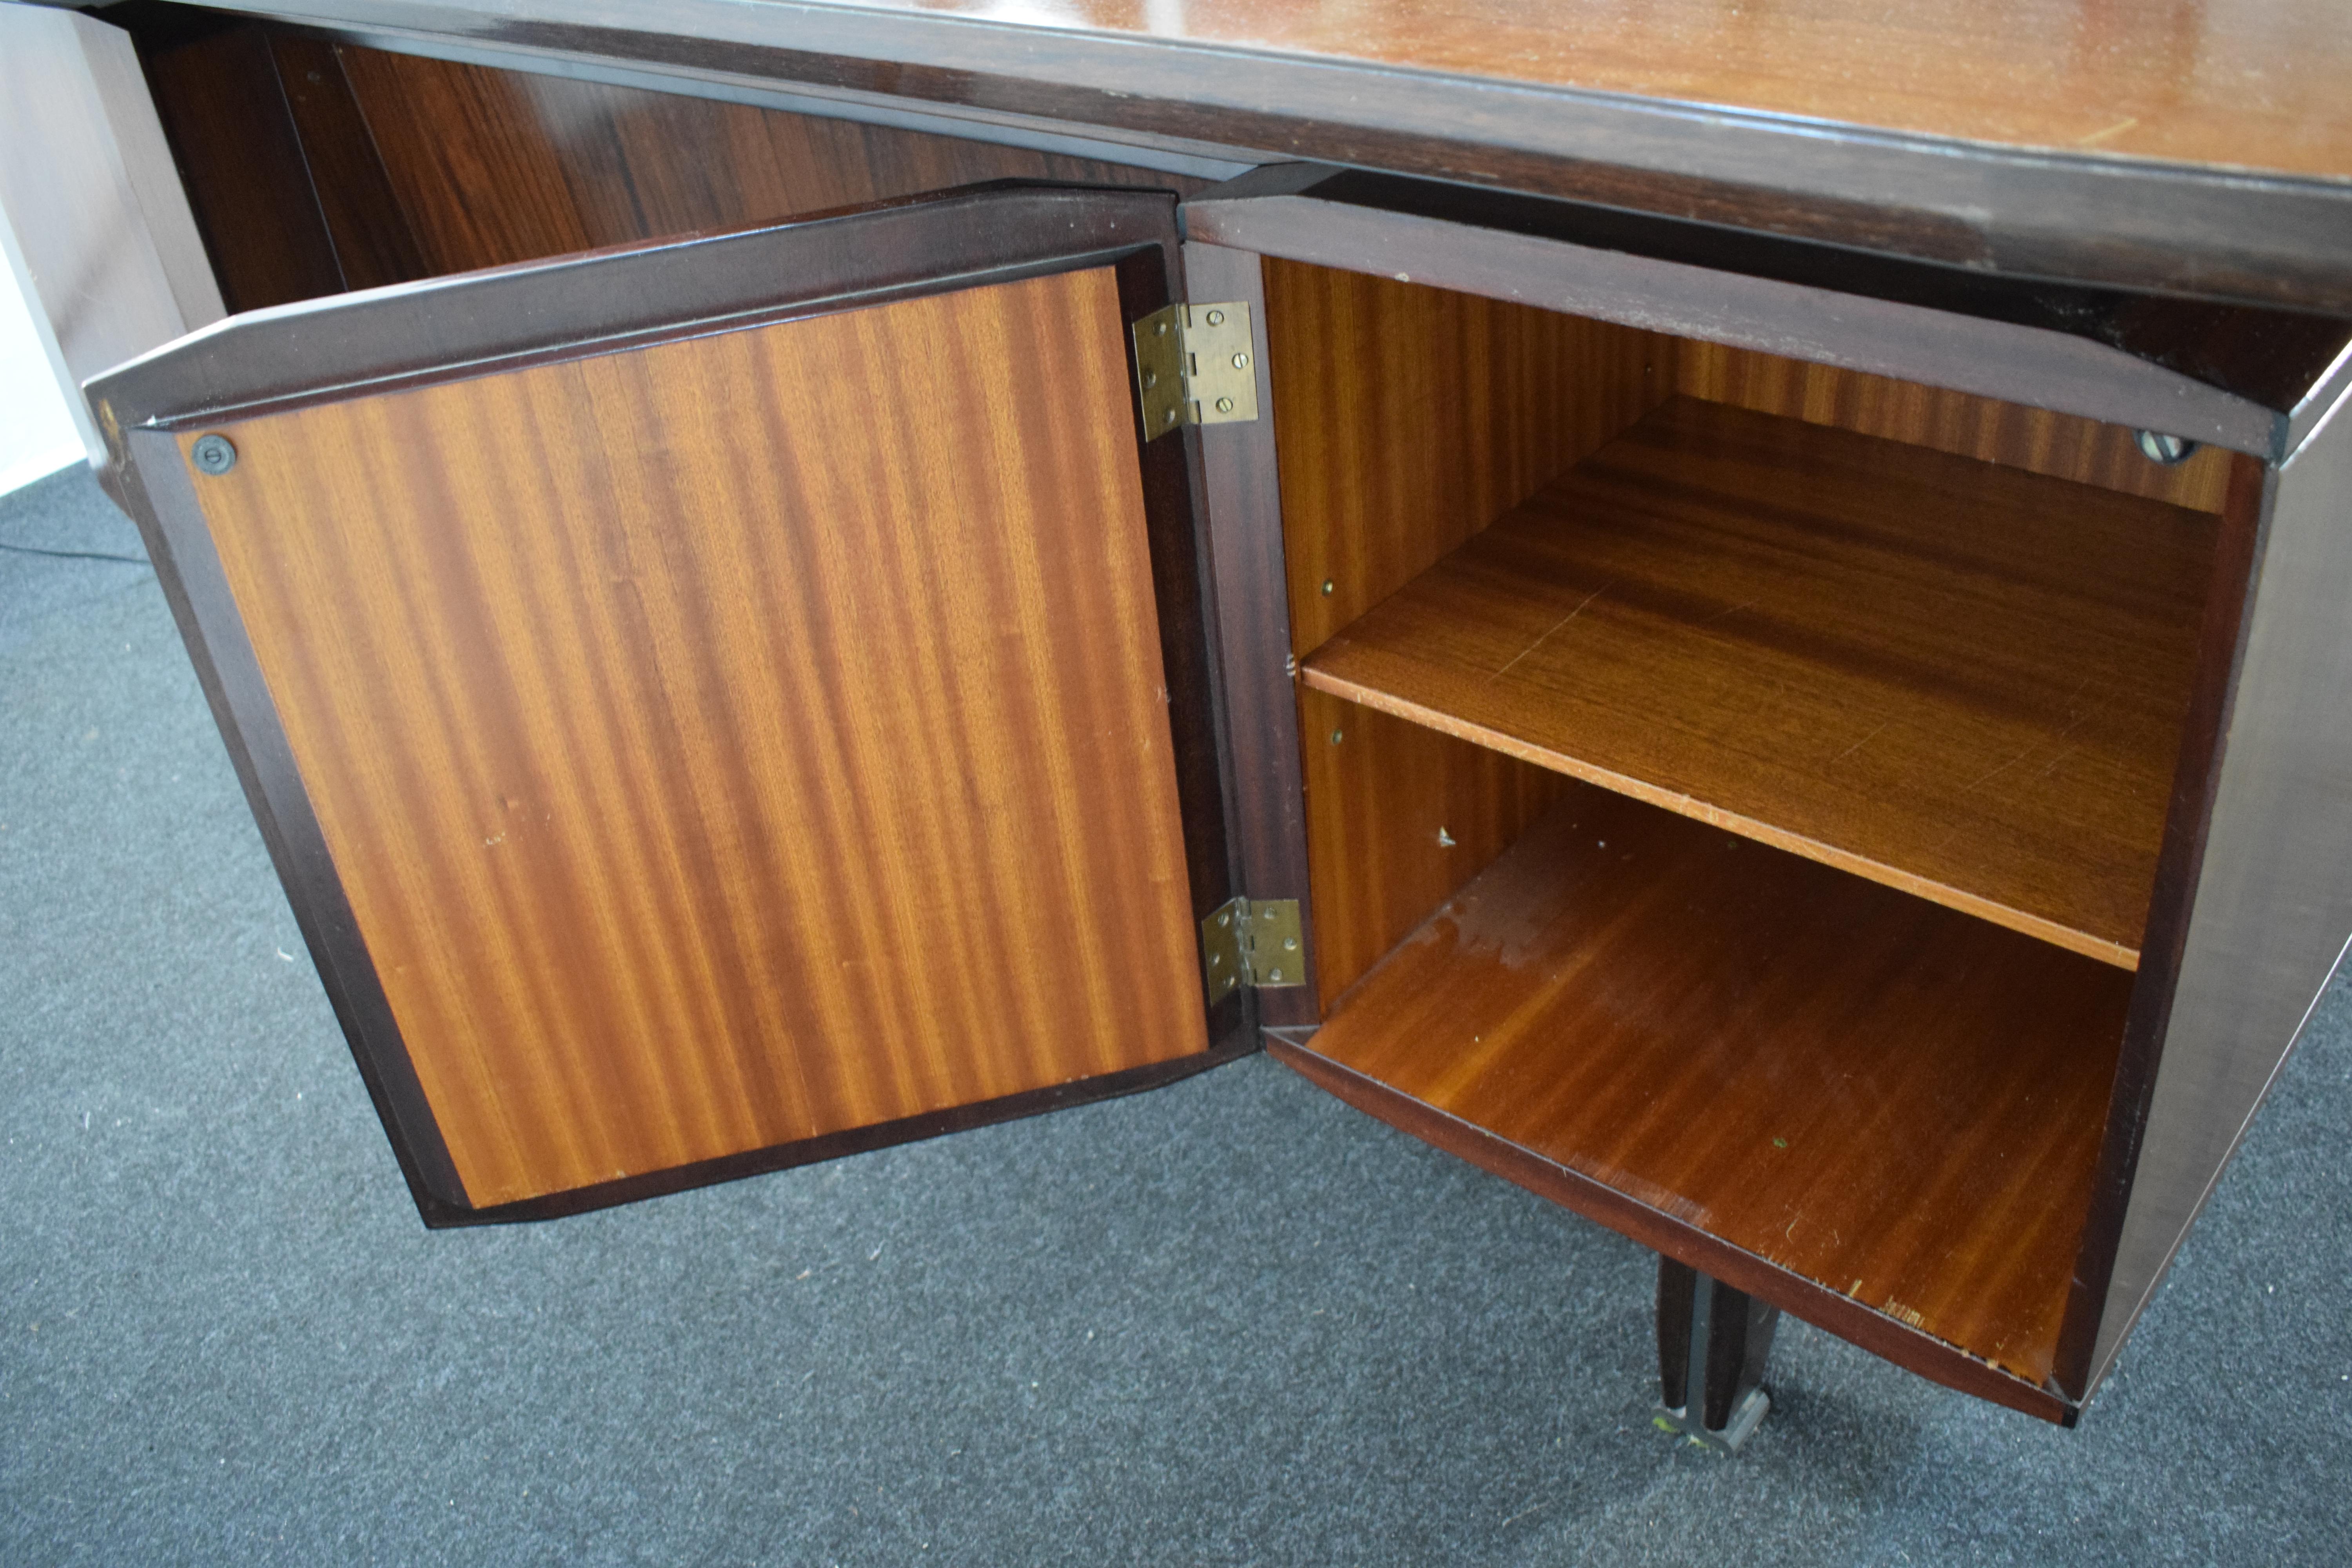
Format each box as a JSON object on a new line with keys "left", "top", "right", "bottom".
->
{"left": 9, "top": 0, "right": 2352, "bottom": 1446}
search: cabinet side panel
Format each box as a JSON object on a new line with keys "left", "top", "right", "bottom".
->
{"left": 336, "top": 45, "right": 1201, "bottom": 279}
{"left": 1302, "top": 692, "right": 1571, "bottom": 1011}
{"left": 1267, "top": 260, "right": 1671, "bottom": 660}
{"left": 1679, "top": 342, "right": 2232, "bottom": 513}
{"left": 177, "top": 266, "right": 1209, "bottom": 1207}
{"left": 2090, "top": 393, "right": 2352, "bottom": 1388}
{"left": 1266, "top": 260, "right": 1668, "bottom": 1001}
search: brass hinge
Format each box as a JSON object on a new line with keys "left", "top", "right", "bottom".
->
{"left": 1132, "top": 302, "right": 1259, "bottom": 439}
{"left": 1200, "top": 897, "right": 1305, "bottom": 1004}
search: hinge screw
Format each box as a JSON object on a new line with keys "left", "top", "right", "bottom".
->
{"left": 1215, "top": 397, "right": 1235, "bottom": 414}
{"left": 1142, "top": 370, "right": 1157, "bottom": 388}
{"left": 191, "top": 434, "right": 237, "bottom": 475}
{"left": 1205, "top": 309, "right": 1226, "bottom": 326}
{"left": 1232, "top": 353, "right": 1250, "bottom": 370}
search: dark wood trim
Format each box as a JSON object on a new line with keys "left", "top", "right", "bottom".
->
{"left": 1268, "top": 1039, "right": 2076, "bottom": 1425}
{"left": 1182, "top": 166, "right": 2320, "bottom": 458}
{"left": 1181, "top": 240, "right": 1319, "bottom": 1029}
{"left": 2084, "top": 381, "right": 2352, "bottom": 1392}
{"left": 92, "top": 183, "right": 1243, "bottom": 1220}
{"left": 1187, "top": 167, "right": 2352, "bottom": 422}
{"left": 1110, "top": 239, "right": 1255, "bottom": 1056}
{"left": 423, "top": 1034, "right": 1259, "bottom": 1227}
{"left": 109, "top": 432, "right": 473, "bottom": 1215}
{"left": 2053, "top": 451, "right": 2273, "bottom": 1401}
{"left": 196, "top": 0, "right": 2352, "bottom": 311}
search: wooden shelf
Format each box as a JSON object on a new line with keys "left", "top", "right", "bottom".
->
{"left": 1300, "top": 397, "right": 2217, "bottom": 967}
{"left": 1285, "top": 786, "right": 2133, "bottom": 1390}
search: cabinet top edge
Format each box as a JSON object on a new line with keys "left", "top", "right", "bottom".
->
{"left": 168, "top": 0, "right": 2352, "bottom": 313}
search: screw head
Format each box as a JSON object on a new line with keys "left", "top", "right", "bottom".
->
{"left": 1214, "top": 397, "right": 1235, "bottom": 414}
{"left": 1320, "top": 578, "right": 1335, "bottom": 596}
{"left": 2134, "top": 428, "right": 2197, "bottom": 465}
{"left": 190, "top": 434, "right": 237, "bottom": 475}
{"left": 1329, "top": 729, "right": 1344, "bottom": 745}
{"left": 1266, "top": 967, "right": 1283, "bottom": 983}
{"left": 1154, "top": 320, "right": 1169, "bottom": 336}
{"left": 1205, "top": 309, "right": 1226, "bottom": 326}
{"left": 1142, "top": 370, "right": 1157, "bottom": 388}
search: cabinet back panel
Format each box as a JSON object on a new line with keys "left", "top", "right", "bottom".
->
{"left": 180, "top": 265, "right": 1208, "bottom": 1207}
{"left": 1679, "top": 340, "right": 2232, "bottom": 513}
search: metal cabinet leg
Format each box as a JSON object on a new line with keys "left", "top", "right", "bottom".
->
{"left": 1654, "top": 1256, "right": 1779, "bottom": 1452}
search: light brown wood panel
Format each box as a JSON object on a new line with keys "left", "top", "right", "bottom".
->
{"left": 1299, "top": 787, "right": 2133, "bottom": 1390}
{"left": 1679, "top": 340, "right": 2232, "bottom": 512}
{"left": 1303, "top": 397, "right": 2217, "bottom": 967}
{"left": 336, "top": 45, "right": 1203, "bottom": 277}
{"left": 1265, "top": 259, "right": 1671, "bottom": 659}
{"left": 183, "top": 266, "right": 1207, "bottom": 1206}
{"left": 1299, "top": 689, "right": 1570, "bottom": 1011}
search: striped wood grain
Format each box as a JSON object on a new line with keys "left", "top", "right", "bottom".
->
{"left": 1296, "top": 787, "right": 2133, "bottom": 1392}
{"left": 336, "top": 45, "right": 1204, "bottom": 278}
{"left": 1302, "top": 398, "right": 2217, "bottom": 967}
{"left": 1678, "top": 340, "right": 2232, "bottom": 513}
{"left": 1298, "top": 689, "right": 1569, "bottom": 1011}
{"left": 182, "top": 265, "right": 1207, "bottom": 1206}
{"left": 1264, "top": 259, "right": 1672, "bottom": 660}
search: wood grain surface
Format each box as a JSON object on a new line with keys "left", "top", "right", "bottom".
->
{"left": 1303, "top": 397, "right": 2216, "bottom": 967}
{"left": 720, "top": 0, "right": 2351, "bottom": 181}
{"left": 1301, "top": 787, "right": 2134, "bottom": 1390}
{"left": 1298, "top": 690, "right": 1570, "bottom": 1011}
{"left": 1679, "top": 342, "right": 2233, "bottom": 514}
{"left": 336, "top": 45, "right": 1202, "bottom": 278}
{"left": 181, "top": 265, "right": 1207, "bottom": 1207}
{"left": 1264, "top": 260, "right": 1670, "bottom": 659}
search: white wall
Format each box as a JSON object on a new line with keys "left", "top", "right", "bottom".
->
{"left": 0, "top": 222, "right": 85, "bottom": 497}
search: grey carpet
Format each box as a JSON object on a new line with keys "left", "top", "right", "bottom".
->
{"left": 3, "top": 461, "right": 2347, "bottom": 1567}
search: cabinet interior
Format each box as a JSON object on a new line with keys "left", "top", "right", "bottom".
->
{"left": 1265, "top": 257, "right": 2238, "bottom": 1387}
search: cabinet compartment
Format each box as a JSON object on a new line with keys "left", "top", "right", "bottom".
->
{"left": 1301, "top": 394, "right": 2213, "bottom": 967}
{"left": 1261, "top": 258, "right": 2244, "bottom": 1415}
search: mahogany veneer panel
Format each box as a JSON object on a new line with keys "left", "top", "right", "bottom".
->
{"left": 1299, "top": 789, "right": 2132, "bottom": 1389}
{"left": 1265, "top": 260, "right": 1669, "bottom": 659}
{"left": 1298, "top": 689, "right": 1570, "bottom": 1010}
{"left": 181, "top": 265, "right": 1207, "bottom": 1206}
{"left": 336, "top": 46, "right": 1204, "bottom": 278}
{"left": 1679, "top": 341, "right": 2232, "bottom": 514}
{"left": 1302, "top": 397, "right": 2215, "bottom": 967}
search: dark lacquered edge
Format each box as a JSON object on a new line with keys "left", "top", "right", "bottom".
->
{"left": 1180, "top": 240, "right": 1319, "bottom": 1029}
{"left": 92, "top": 183, "right": 1252, "bottom": 1221}
{"left": 112, "top": 429, "right": 472, "bottom": 1214}
{"left": 424, "top": 1034, "right": 1259, "bottom": 1226}
{"left": 2083, "top": 381, "right": 2352, "bottom": 1390}
{"left": 192, "top": 0, "right": 2352, "bottom": 312}
{"left": 2050, "top": 452, "right": 2273, "bottom": 1401}
{"left": 1181, "top": 168, "right": 2292, "bottom": 456}
{"left": 1269, "top": 1039, "right": 2076, "bottom": 1426}
{"left": 1187, "top": 165, "right": 2352, "bottom": 424}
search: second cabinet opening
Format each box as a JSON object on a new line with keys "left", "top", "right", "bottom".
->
{"left": 1263, "top": 257, "right": 2238, "bottom": 1395}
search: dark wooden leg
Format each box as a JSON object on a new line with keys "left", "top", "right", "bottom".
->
{"left": 1655, "top": 1255, "right": 1779, "bottom": 1452}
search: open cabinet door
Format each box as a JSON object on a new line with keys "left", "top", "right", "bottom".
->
{"left": 88, "top": 185, "right": 1245, "bottom": 1223}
